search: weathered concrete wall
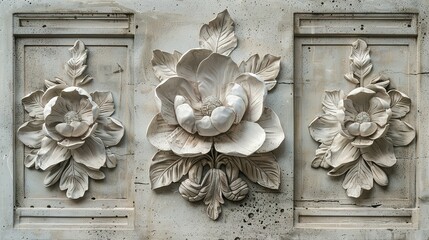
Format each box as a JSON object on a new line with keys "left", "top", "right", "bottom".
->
{"left": 1, "top": 0, "right": 429, "bottom": 239}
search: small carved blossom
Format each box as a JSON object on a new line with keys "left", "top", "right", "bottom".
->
{"left": 147, "top": 10, "right": 284, "bottom": 220}
{"left": 17, "top": 40, "right": 124, "bottom": 199}
{"left": 309, "top": 39, "right": 415, "bottom": 198}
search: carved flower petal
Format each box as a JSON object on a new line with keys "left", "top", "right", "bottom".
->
{"left": 167, "top": 127, "right": 212, "bottom": 157}
{"left": 156, "top": 77, "right": 200, "bottom": 125}
{"left": 369, "top": 124, "right": 389, "bottom": 140}
{"left": 70, "top": 121, "right": 90, "bottom": 137}
{"left": 214, "top": 121, "right": 265, "bottom": 157}
{"left": 366, "top": 84, "right": 391, "bottom": 107}
{"left": 360, "top": 122, "right": 377, "bottom": 137}
{"left": 225, "top": 83, "right": 248, "bottom": 105}
{"left": 196, "top": 53, "right": 240, "bottom": 99}
{"left": 17, "top": 119, "right": 44, "bottom": 148}
{"left": 175, "top": 102, "right": 197, "bottom": 134}
{"left": 386, "top": 119, "right": 415, "bottom": 146}
{"left": 343, "top": 99, "right": 358, "bottom": 124}
{"left": 309, "top": 114, "right": 341, "bottom": 145}
{"left": 346, "top": 87, "right": 376, "bottom": 112}
{"left": 257, "top": 108, "right": 285, "bottom": 153}
{"left": 58, "top": 138, "right": 85, "bottom": 150}
{"left": 41, "top": 84, "right": 67, "bottom": 106}
{"left": 61, "top": 86, "right": 91, "bottom": 99}
{"left": 361, "top": 138, "right": 396, "bottom": 167}
{"left": 368, "top": 97, "right": 389, "bottom": 127}
{"left": 71, "top": 136, "right": 106, "bottom": 169}
{"left": 80, "top": 122, "right": 98, "bottom": 140}
{"left": 78, "top": 99, "right": 99, "bottom": 125}
{"left": 347, "top": 122, "right": 360, "bottom": 136}
{"left": 147, "top": 113, "right": 176, "bottom": 151}
{"left": 330, "top": 133, "right": 351, "bottom": 152}
{"left": 95, "top": 117, "right": 125, "bottom": 147}
{"left": 211, "top": 106, "right": 235, "bottom": 133}
{"left": 22, "top": 90, "right": 45, "bottom": 118}
{"left": 235, "top": 73, "right": 266, "bottom": 122}
{"left": 176, "top": 48, "right": 212, "bottom": 82}
{"left": 37, "top": 137, "right": 71, "bottom": 170}
{"left": 42, "top": 123, "right": 63, "bottom": 141}
{"left": 225, "top": 95, "right": 246, "bottom": 123}
{"left": 351, "top": 137, "right": 374, "bottom": 148}
{"left": 44, "top": 97, "right": 67, "bottom": 125}
{"left": 196, "top": 116, "right": 222, "bottom": 136}
{"left": 90, "top": 91, "right": 115, "bottom": 117}
{"left": 330, "top": 139, "right": 360, "bottom": 168}
{"left": 388, "top": 90, "right": 411, "bottom": 118}
{"left": 55, "top": 122, "right": 87, "bottom": 138}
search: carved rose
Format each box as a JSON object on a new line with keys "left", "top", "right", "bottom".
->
{"left": 148, "top": 48, "right": 284, "bottom": 157}
{"left": 16, "top": 40, "right": 124, "bottom": 199}
{"left": 308, "top": 39, "right": 415, "bottom": 198}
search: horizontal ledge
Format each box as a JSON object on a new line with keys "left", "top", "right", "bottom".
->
{"left": 13, "top": 13, "right": 135, "bottom": 36}
{"left": 295, "top": 207, "right": 417, "bottom": 229}
{"left": 15, "top": 207, "right": 134, "bottom": 229}
{"left": 294, "top": 13, "right": 418, "bottom": 36}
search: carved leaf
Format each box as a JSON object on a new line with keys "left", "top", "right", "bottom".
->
{"left": 17, "top": 119, "right": 44, "bottom": 148}
{"left": 202, "top": 169, "right": 228, "bottom": 220}
{"left": 45, "top": 77, "right": 67, "bottom": 89}
{"left": 321, "top": 90, "right": 345, "bottom": 117}
{"left": 223, "top": 177, "right": 249, "bottom": 202}
{"left": 71, "top": 136, "right": 106, "bottom": 170}
{"left": 388, "top": 90, "right": 411, "bottom": 119}
{"left": 349, "top": 39, "right": 373, "bottom": 85}
{"left": 344, "top": 72, "right": 360, "bottom": 84}
{"left": 22, "top": 90, "right": 45, "bottom": 118}
{"left": 370, "top": 75, "right": 390, "bottom": 88}
{"left": 226, "top": 152, "right": 280, "bottom": 189}
{"left": 59, "top": 159, "right": 90, "bottom": 199}
{"left": 342, "top": 158, "right": 373, "bottom": 198}
{"left": 199, "top": 10, "right": 238, "bottom": 56}
{"left": 149, "top": 151, "right": 206, "bottom": 189}
{"left": 91, "top": 91, "right": 115, "bottom": 117}
{"left": 179, "top": 178, "right": 207, "bottom": 202}
{"left": 311, "top": 144, "right": 332, "bottom": 169}
{"left": 239, "top": 54, "right": 281, "bottom": 91}
{"left": 105, "top": 149, "right": 118, "bottom": 168}
{"left": 76, "top": 75, "right": 94, "bottom": 86}
{"left": 44, "top": 160, "right": 68, "bottom": 187}
{"left": 24, "top": 149, "right": 39, "bottom": 168}
{"left": 386, "top": 119, "right": 415, "bottom": 147}
{"left": 368, "top": 162, "right": 388, "bottom": 186}
{"left": 360, "top": 138, "right": 396, "bottom": 167}
{"left": 65, "top": 40, "right": 88, "bottom": 80}
{"left": 151, "top": 50, "right": 182, "bottom": 81}
{"left": 95, "top": 117, "right": 124, "bottom": 147}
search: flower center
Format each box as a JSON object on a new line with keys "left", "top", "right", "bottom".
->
{"left": 355, "top": 112, "right": 371, "bottom": 123}
{"left": 64, "top": 111, "right": 81, "bottom": 124}
{"left": 201, "top": 96, "right": 223, "bottom": 115}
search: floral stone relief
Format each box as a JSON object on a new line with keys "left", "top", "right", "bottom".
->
{"left": 309, "top": 39, "right": 416, "bottom": 198}
{"left": 147, "top": 10, "right": 285, "bottom": 220}
{"left": 17, "top": 40, "right": 125, "bottom": 199}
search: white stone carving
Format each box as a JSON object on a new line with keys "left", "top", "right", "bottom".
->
{"left": 309, "top": 39, "right": 416, "bottom": 198}
{"left": 17, "top": 40, "right": 125, "bottom": 199}
{"left": 147, "top": 10, "right": 284, "bottom": 220}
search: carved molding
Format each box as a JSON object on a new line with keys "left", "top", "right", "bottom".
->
{"left": 17, "top": 40, "right": 125, "bottom": 199}
{"left": 308, "top": 39, "right": 416, "bottom": 198}
{"left": 147, "top": 10, "right": 285, "bottom": 220}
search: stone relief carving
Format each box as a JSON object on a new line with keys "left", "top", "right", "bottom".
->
{"left": 147, "top": 10, "right": 284, "bottom": 220}
{"left": 308, "top": 39, "right": 416, "bottom": 198}
{"left": 17, "top": 40, "right": 125, "bottom": 199}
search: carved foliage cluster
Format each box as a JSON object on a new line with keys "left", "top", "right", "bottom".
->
{"left": 148, "top": 10, "right": 284, "bottom": 220}
{"left": 309, "top": 39, "right": 416, "bottom": 198}
{"left": 17, "top": 40, "right": 125, "bottom": 199}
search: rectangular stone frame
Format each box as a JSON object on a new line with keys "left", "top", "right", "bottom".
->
{"left": 292, "top": 13, "right": 429, "bottom": 238}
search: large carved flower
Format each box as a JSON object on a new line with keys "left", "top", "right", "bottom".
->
{"left": 148, "top": 49, "right": 284, "bottom": 157}
{"left": 342, "top": 86, "right": 391, "bottom": 148}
